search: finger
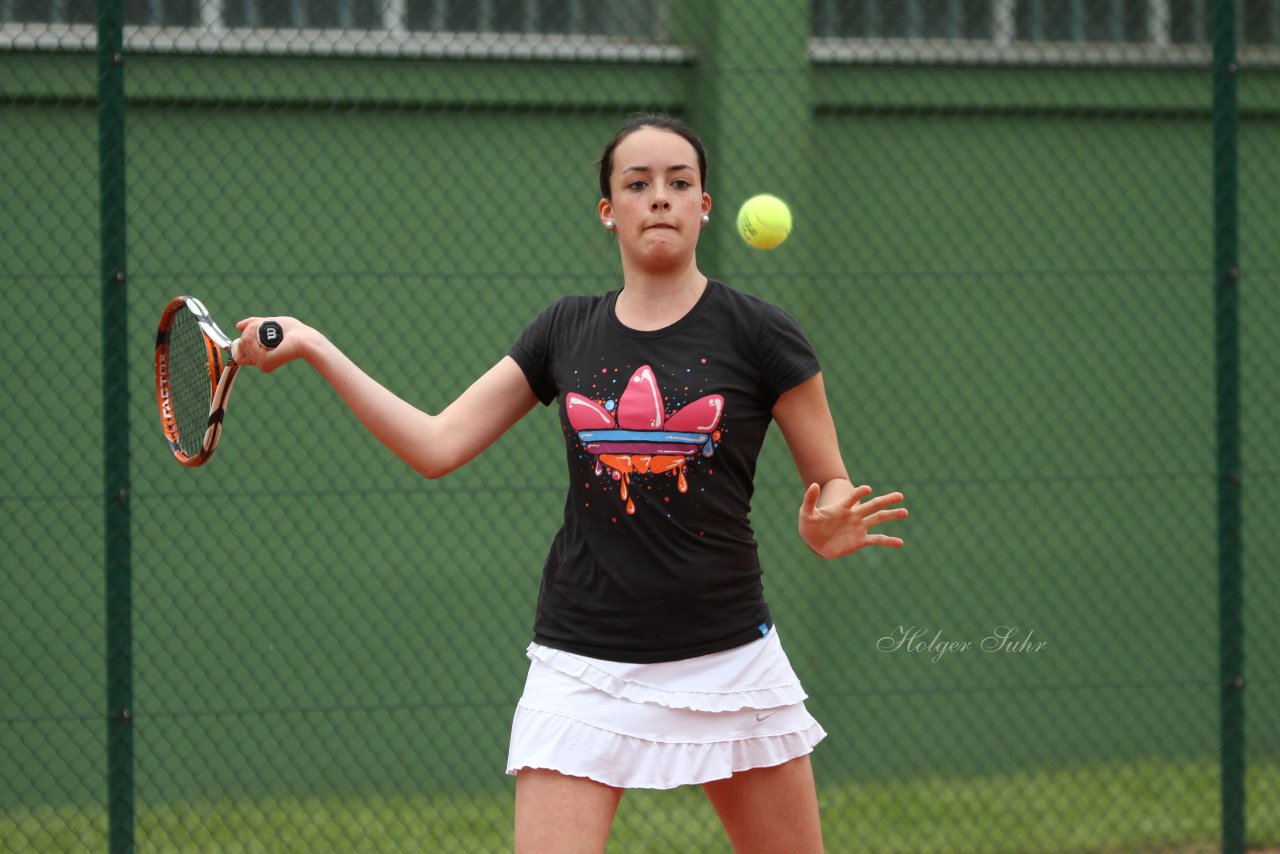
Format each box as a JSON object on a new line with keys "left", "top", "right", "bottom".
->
{"left": 830, "top": 484, "right": 871, "bottom": 513}
{"left": 800, "top": 483, "right": 821, "bottom": 516}
{"left": 235, "top": 317, "right": 259, "bottom": 333}
{"left": 866, "top": 534, "right": 905, "bottom": 548}
{"left": 230, "top": 337, "right": 241, "bottom": 363}
{"left": 846, "top": 484, "right": 873, "bottom": 506}
{"left": 861, "top": 491, "right": 905, "bottom": 513}
{"left": 864, "top": 507, "right": 909, "bottom": 528}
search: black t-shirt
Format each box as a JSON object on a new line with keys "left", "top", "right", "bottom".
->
{"left": 508, "top": 280, "right": 820, "bottom": 663}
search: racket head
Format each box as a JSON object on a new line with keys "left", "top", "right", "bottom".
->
{"left": 154, "top": 296, "right": 238, "bottom": 467}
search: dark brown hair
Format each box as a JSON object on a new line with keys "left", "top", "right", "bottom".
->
{"left": 597, "top": 112, "right": 708, "bottom": 200}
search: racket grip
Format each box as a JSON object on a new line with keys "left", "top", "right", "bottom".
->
{"left": 258, "top": 321, "right": 284, "bottom": 349}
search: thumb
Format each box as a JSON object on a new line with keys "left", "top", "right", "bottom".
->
{"left": 800, "top": 482, "right": 821, "bottom": 516}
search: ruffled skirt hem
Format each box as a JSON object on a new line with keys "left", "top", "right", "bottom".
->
{"left": 506, "top": 704, "right": 828, "bottom": 790}
{"left": 527, "top": 642, "right": 808, "bottom": 713}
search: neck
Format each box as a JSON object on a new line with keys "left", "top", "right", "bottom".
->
{"left": 615, "top": 258, "right": 709, "bottom": 331}
{"left": 618, "top": 253, "right": 706, "bottom": 300}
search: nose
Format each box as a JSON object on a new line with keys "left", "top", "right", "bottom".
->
{"left": 650, "top": 190, "right": 671, "bottom": 211}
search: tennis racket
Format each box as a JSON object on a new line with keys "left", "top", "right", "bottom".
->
{"left": 154, "top": 295, "right": 283, "bottom": 467}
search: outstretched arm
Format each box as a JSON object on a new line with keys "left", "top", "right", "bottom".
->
{"left": 772, "top": 372, "right": 907, "bottom": 559}
{"left": 235, "top": 316, "right": 538, "bottom": 479}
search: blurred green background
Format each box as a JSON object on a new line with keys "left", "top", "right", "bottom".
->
{"left": 3, "top": 0, "right": 1279, "bottom": 850}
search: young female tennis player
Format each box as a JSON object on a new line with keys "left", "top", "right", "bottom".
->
{"left": 236, "top": 113, "right": 907, "bottom": 853}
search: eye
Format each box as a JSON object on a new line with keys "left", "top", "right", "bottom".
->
{"left": 672, "top": 179, "right": 692, "bottom": 189}
{"left": 626, "top": 180, "right": 647, "bottom": 191}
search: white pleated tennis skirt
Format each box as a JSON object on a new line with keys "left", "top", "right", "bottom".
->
{"left": 506, "top": 628, "right": 827, "bottom": 790}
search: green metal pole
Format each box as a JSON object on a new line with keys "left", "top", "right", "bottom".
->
{"left": 97, "top": 0, "right": 133, "bottom": 847}
{"left": 672, "top": 0, "right": 811, "bottom": 278}
{"left": 1211, "top": 0, "right": 1244, "bottom": 848}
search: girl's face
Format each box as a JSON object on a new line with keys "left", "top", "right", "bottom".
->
{"left": 599, "top": 127, "right": 711, "bottom": 272}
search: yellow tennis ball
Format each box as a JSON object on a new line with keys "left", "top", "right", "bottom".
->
{"left": 737, "top": 194, "right": 792, "bottom": 249}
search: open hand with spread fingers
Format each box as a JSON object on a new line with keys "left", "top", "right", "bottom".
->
{"left": 798, "top": 483, "right": 907, "bottom": 560}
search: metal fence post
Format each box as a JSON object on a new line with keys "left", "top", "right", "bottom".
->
{"left": 97, "top": 0, "right": 133, "bottom": 846}
{"left": 1211, "top": 0, "right": 1244, "bottom": 848}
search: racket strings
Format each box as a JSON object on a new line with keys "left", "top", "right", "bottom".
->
{"left": 167, "top": 309, "right": 217, "bottom": 455}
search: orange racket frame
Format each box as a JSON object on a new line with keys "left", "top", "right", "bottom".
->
{"left": 154, "top": 295, "right": 243, "bottom": 467}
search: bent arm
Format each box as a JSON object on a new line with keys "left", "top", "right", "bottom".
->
{"left": 772, "top": 372, "right": 852, "bottom": 497}
{"left": 236, "top": 317, "right": 538, "bottom": 479}
{"left": 773, "top": 372, "right": 907, "bottom": 557}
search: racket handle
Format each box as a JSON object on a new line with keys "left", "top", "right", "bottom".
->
{"left": 258, "top": 321, "right": 284, "bottom": 349}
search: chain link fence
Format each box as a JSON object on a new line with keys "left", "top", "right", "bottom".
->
{"left": 3, "top": 0, "right": 1279, "bottom": 850}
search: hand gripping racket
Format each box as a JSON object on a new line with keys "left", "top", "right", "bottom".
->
{"left": 154, "top": 296, "right": 282, "bottom": 467}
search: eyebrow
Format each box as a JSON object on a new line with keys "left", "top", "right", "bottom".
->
{"left": 621, "top": 164, "right": 696, "bottom": 174}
